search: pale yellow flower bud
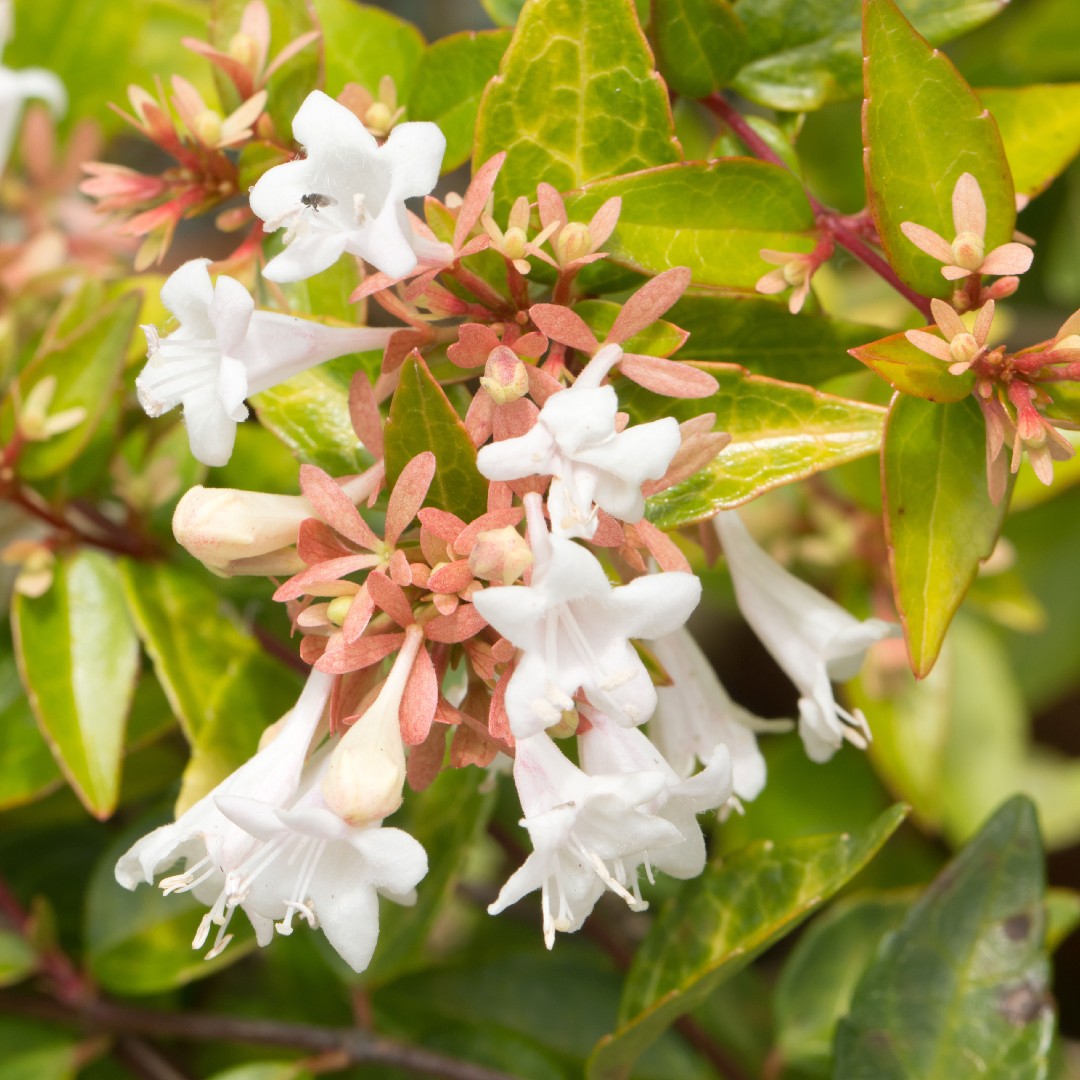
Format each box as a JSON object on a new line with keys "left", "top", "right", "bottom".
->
{"left": 469, "top": 524, "right": 533, "bottom": 585}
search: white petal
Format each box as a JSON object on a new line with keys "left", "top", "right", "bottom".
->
{"left": 477, "top": 422, "right": 557, "bottom": 481}
{"left": 381, "top": 121, "right": 447, "bottom": 199}
{"left": 160, "top": 259, "right": 215, "bottom": 331}
{"left": 182, "top": 384, "right": 239, "bottom": 467}
{"left": 209, "top": 273, "right": 255, "bottom": 354}
{"left": 291, "top": 89, "right": 377, "bottom": 157}
{"left": 261, "top": 228, "right": 351, "bottom": 283}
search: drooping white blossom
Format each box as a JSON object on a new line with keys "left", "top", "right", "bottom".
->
{"left": 472, "top": 494, "right": 701, "bottom": 739}
{"left": 475, "top": 344, "right": 680, "bottom": 538}
{"left": 136, "top": 259, "right": 394, "bottom": 466}
{"left": 249, "top": 89, "right": 446, "bottom": 282}
{"left": 714, "top": 511, "right": 897, "bottom": 763}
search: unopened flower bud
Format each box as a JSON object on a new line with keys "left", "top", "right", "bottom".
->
{"left": 478, "top": 346, "right": 529, "bottom": 405}
{"left": 469, "top": 524, "right": 533, "bottom": 585}
{"left": 1055, "top": 334, "right": 1080, "bottom": 353}
{"left": 228, "top": 31, "right": 258, "bottom": 69}
{"left": 327, "top": 595, "right": 353, "bottom": 625}
{"left": 1, "top": 540, "right": 54, "bottom": 598}
{"left": 364, "top": 101, "right": 394, "bottom": 136}
{"left": 193, "top": 110, "right": 223, "bottom": 147}
{"left": 501, "top": 225, "right": 527, "bottom": 262}
{"left": 782, "top": 258, "right": 809, "bottom": 287}
{"left": 948, "top": 331, "right": 979, "bottom": 367}
{"left": 554, "top": 221, "right": 591, "bottom": 265}
{"left": 988, "top": 275, "right": 1019, "bottom": 301}
{"left": 951, "top": 230, "right": 985, "bottom": 271}
{"left": 172, "top": 485, "right": 313, "bottom": 576}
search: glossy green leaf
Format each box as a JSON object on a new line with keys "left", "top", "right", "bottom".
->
{"left": 565, "top": 161, "right": 815, "bottom": 290}
{"left": 732, "top": 0, "right": 1006, "bottom": 111}
{"left": 775, "top": 891, "right": 914, "bottom": 1071}
{"left": 650, "top": 0, "right": 748, "bottom": 98}
{"left": 384, "top": 354, "right": 487, "bottom": 521}
{"left": 314, "top": 0, "right": 425, "bottom": 98}
{"left": 12, "top": 551, "right": 139, "bottom": 819}
{"left": 836, "top": 797, "right": 1054, "bottom": 1080}
{"left": 85, "top": 813, "right": 254, "bottom": 994}
{"left": 0, "top": 927, "right": 37, "bottom": 987}
{"left": 0, "top": 648, "right": 62, "bottom": 811}
{"left": 253, "top": 364, "right": 373, "bottom": 475}
{"left": 474, "top": 0, "right": 681, "bottom": 210}
{"left": 0, "top": 292, "right": 141, "bottom": 480}
{"left": 668, "top": 294, "right": 882, "bottom": 383}
{"left": 979, "top": 84, "right": 1080, "bottom": 198}
{"left": 0, "top": 1019, "right": 79, "bottom": 1080}
{"left": 883, "top": 394, "right": 1008, "bottom": 677}
{"left": 480, "top": 0, "right": 527, "bottom": 25}
{"left": 851, "top": 328, "right": 974, "bottom": 402}
{"left": 409, "top": 30, "right": 512, "bottom": 173}
{"left": 622, "top": 364, "right": 885, "bottom": 526}
{"left": 573, "top": 299, "right": 687, "bottom": 358}
{"left": 863, "top": 0, "right": 1015, "bottom": 298}
{"left": 587, "top": 805, "right": 907, "bottom": 1079}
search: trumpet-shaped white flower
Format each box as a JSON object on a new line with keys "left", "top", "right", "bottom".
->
{"left": 649, "top": 627, "right": 792, "bottom": 802}
{"left": 578, "top": 707, "right": 732, "bottom": 879}
{"left": 115, "top": 669, "right": 333, "bottom": 958}
{"left": 136, "top": 259, "right": 394, "bottom": 466}
{"left": 714, "top": 511, "right": 897, "bottom": 763}
{"left": 489, "top": 730, "right": 683, "bottom": 948}
{"left": 476, "top": 344, "right": 680, "bottom": 538}
{"left": 472, "top": 494, "right": 701, "bottom": 739}
{"left": 249, "top": 89, "right": 446, "bottom": 282}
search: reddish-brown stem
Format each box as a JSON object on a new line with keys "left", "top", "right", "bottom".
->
{"left": 451, "top": 264, "right": 509, "bottom": 314}
{"left": 505, "top": 259, "right": 530, "bottom": 311}
{"left": 702, "top": 93, "right": 934, "bottom": 320}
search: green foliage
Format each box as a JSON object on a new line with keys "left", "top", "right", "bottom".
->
{"left": 851, "top": 328, "right": 975, "bottom": 402}
{"left": 649, "top": 0, "right": 747, "bottom": 99}
{"left": 0, "top": 648, "right": 62, "bottom": 810}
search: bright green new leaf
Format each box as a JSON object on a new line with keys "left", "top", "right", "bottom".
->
{"left": 622, "top": 364, "right": 884, "bottom": 527}
{"left": 253, "top": 363, "right": 374, "bottom": 475}
{"left": 409, "top": 30, "right": 512, "bottom": 173}
{"left": 0, "top": 927, "right": 37, "bottom": 987}
{"left": 0, "top": 649, "right": 62, "bottom": 811}
{"left": 385, "top": 354, "right": 487, "bottom": 521}
{"left": 732, "top": 0, "right": 1006, "bottom": 111}
{"left": 836, "top": 797, "right": 1054, "bottom": 1080}
{"left": 0, "top": 292, "right": 141, "bottom": 480}
{"left": 587, "top": 805, "right": 906, "bottom": 1079}
{"left": 565, "top": 161, "right": 815, "bottom": 291}
{"left": 12, "top": 551, "right": 140, "bottom": 819}
{"left": 883, "top": 394, "right": 1008, "bottom": 677}
{"left": 313, "top": 0, "right": 425, "bottom": 98}
{"left": 473, "top": 0, "right": 681, "bottom": 211}
{"left": 650, "top": 0, "right": 748, "bottom": 98}
{"left": 775, "top": 891, "right": 913, "bottom": 1071}
{"left": 863, "top": 0, "right": 1014, "bottom": 298}
{"left": 851, "top": 328, "right": 975, "bottom": 402}
{"left": 979, "top": 84, "right": 1080, "bottom": 198}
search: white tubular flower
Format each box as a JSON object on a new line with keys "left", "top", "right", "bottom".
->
{"left": 476, "top": 344, "right": 680, "bottom": 539}
{"left": 489, "top": 730, "right": 683, "bottom": 948}
{"left": 214, "top": 748, "right": 427, "bottom": 974}
{"left": 649, "top": 627, "right": 792, "bottom": 803}
{"left": 578, "top": 707, "right": 732, "bottom": 880}
{"left": 714, "top": 511, "right": 897, "bottom": 764}
{"left": 136, "top": 259, "right": 394, "bottom": 466}
{"left": 472, "top": 494, "right": 701, "bottom": 739}
{"left": 115, "top": 669, "right": 333, "bottom": 959}
{"left": 249, "top": 89, "right": 446, "bottom": 282}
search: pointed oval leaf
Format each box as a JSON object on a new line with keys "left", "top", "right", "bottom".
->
{"left": 623, "top": 364, "right": 885, "bottom": 526}
{"left": 384, "top": 354, "right": 487, "bottom": 521}
{"left": 12, "top": 551, "right": 139, "bottom": 819}
{"left": 565, "top": 161, "right": 815, "bottom": 291}
{"left": 863, "top": 0, "right": 1015, "bottom": 298}
{"left": 474, "top": 0, "right": 681, "bottom": 211}
{"left": 650, "top": 0, "right": 749, "bottom": 98}
{"left": 0, "top": 649, "right": 63, "bottom": 811}
{"left": 851, "top": 328, "right": 975, "bottom": 402}
{"left": 836, "top": 797, "right": 1054, "bottom": 1080}
{"left": 586, "top": 805, "right": 907, "bottom": 1080}
{"left": 883, "top": 393, "right": 1008, "bottom": 677}
{"left": 0, "top": 928, "right": 38, "bottom": 988}
{"left": 409, "top": 30, "right": 512, "bottom": 173}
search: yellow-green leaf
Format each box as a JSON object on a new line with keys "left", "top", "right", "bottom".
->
{"left": 650, "top": 0, "right": 748, "bottom": 98}
{"left": 851, "top": 328, "right": 975, "bottom": 402}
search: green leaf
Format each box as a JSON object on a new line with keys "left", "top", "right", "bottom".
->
{"left": 565, "top": 161, "right": 815, "bottom": 290}
{"left": 851, "top": 328, "right": 974, "bottom": 402}
{"left": 0, "top": 292, "right": 141, "bottom": 480}
{"left": 863, "top": 0, "right": 1015, "bottom": 298}
{"left": 12, "top": 551, "right": 140, "bottom": 819}
{"left": 0, "top": 648, "right": 62, "bottom": 811}
{"left": 474, "top": 0, "right": 681, "bottom": 210}
{"left": 208, "top": 1066, "right": 313, "bottom": 1080}
{"left": 480, "top": 0, "right": 527, "bottom": 25}
{"left": 314, "top": 0, "right": 425, "bottom": 98}
{"left": 253, "top": 364, "right": 373, "bottom": 475}
{"left": 587, "top": 805, "right": 907, "bottom": 1080}
{"left": 384, "top": 354, "right": 487, "bottom": 521}
{"left": 1045, "top": 889, "right": 1080, "bottom": 952}
{"left": 0, "top": 927, "right": 37, "bottom": 987}
{"left": 775, "top": 891, "right": 914, "bottom": 1071}
{"left": 0, "top": 1019, "right": 79, "bottom": 1080}
{"left": 835, "top": 797, "right": 1054, "bottom": 1080}
{"left": 732, "top": 0, "right": 1007, "bottom": 111}
{"left": 650, "top": 0, "right": 748, "bottom": 98}
{"left": 979, "top": 84, "right": 1080, "bottom": 199}
{"left": 573, "top": 299, "right": 687, "bottom": 357}
{"left": 883, "top": 394, "right": 1008, "bottom": 677}
{"left": 622, "top": 364, "right": 885, "bottom": 526}
{"left": 409, "top": 30, "right": 512, "bottom": 174}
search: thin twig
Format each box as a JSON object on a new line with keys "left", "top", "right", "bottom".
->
{"left": 113, "top": 1036, "right": 193, "bottom": 1080}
